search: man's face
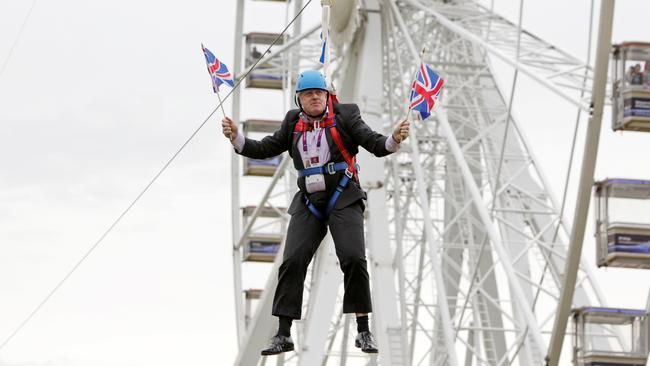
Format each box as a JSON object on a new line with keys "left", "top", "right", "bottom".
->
{"left": 298, "top": 89, "right": 327, "bottom": 116}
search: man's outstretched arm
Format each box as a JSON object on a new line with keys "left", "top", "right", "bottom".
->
{"left": 344, "top": 105, "right": 410, "bottom": 156}
{"left": 222, "top": 115, "right": 290, "bottom": 159}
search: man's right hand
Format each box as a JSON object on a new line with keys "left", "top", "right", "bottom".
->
{"left": 222, "top": 116, "right": 238, "bottom": 141}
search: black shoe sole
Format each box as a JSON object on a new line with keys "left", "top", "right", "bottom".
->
{"left": 261, "top": 344, "right": 295, "bottom": 356}
{"left": 354, "top": 340, "right": 378, "bottom": 353}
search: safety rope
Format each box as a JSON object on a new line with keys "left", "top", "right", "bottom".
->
{"left": 0, "top": 0, "right": 313, "bottom": 353}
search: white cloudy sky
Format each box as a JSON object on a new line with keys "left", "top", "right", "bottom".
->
{"left": 1, "top": 0, "right": 649, "bottom": 365}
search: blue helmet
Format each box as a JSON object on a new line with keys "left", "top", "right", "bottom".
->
{"left": 295, "top": 70, "right": 328, "bottom": 93}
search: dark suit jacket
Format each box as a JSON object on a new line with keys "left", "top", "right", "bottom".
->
{"left": 237, "top": 103, "right": 393, "bottom": 214}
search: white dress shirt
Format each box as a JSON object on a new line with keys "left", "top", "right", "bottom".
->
{"left": 231, "top": 126, "right": 400, "bottom": 160}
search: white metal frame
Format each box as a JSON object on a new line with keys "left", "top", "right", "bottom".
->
{"left": 230, "top": 0, "right": 618, "bottom": 364}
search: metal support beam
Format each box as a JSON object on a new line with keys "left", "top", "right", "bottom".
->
{"left": 234, "top": 249, "right": 283, "bottom": 366}
{"left": 299, "top": 236, "right": 342, "bottom": 366}
{"left": 437, "top": 106, "right": 547, "bottom": 354}
{"left": 231, "top": 0, "right": 245, "bottom": 347}
{"left": 347, "top": 1, "right": 410, "bottom": 364}
{"left": 410, "top": 128, "right": 461, "bottom": 366}
{"left": 389, "top": 0, "right": 546, "bottom": 358}
{"left": 545, "top": 1, "right": 615, "bottom": 365}
{"left": 402, "top": 0, "right": 591, "bottom": 112}
{"left": 646, "top": 293, "right": 650, "bottom": 353}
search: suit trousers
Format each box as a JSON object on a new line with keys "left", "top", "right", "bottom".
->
{"left": 271, "top": 199, "right": 373, "bottom": 319}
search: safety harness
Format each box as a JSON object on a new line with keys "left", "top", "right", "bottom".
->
{"left": 294, "top": 95, "right": 358, "bottom": 221}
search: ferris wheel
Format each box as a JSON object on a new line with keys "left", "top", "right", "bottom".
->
{"left": 227, "top": 0, "right": 648, "bottom": 365}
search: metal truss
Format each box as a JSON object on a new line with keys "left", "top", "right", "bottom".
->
{"left": 400, "top": 0, "right": 609, "bottom": 110}
{"left": 380, "top": 0, "right": 613, "bottom": 365}
{"left": 232, "top": 0, "right": 617, "bottom": 365}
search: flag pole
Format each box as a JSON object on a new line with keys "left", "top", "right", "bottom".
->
{"left": 216, "top": 90, "right": 233, "bottom": 141}
{"left": 216, "top": 89, "right": 227, "bottom": 118}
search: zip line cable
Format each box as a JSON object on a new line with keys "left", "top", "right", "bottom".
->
{"left": 0, "top": 0, "right": 312, "bottom": 352}
{"left": 0, "top": 0, "right": 37, "bottom": 81}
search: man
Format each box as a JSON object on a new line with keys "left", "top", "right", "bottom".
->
{"left": 222, "top": 70, "right": 409, "bottom": 355}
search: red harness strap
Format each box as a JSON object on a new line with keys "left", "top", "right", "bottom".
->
{"left": 294, "top": 95, "right": 358, "bottom": 178}
{"left": 294, "top": 116, "right": 335, "bottom": 132}
{"left": 326, "top": 96, "right": 358, "bottom": 178}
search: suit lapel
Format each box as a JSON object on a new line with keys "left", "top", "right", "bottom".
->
{"left": 292, "top": 131, "right": 306, "bottom": 170}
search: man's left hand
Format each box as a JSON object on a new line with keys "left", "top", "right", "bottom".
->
{"left": 392, "top": 119, "right": 410, "bottom": 143}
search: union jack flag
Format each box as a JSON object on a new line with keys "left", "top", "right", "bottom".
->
{"left": 201, "top": 44, "right": 234, "bottom": 92}
{"left": 409, "top": 62, "right": 444, "bottom": 120}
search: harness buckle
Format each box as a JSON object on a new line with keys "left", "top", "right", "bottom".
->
{"left": 326, "top": 162, "right": 336, "bottom": 175}
{"left": 314, "top": 120, "right": 321, "bottom": 129}
{"left": 345, "top": 168, "right": 354, "bottom": 179}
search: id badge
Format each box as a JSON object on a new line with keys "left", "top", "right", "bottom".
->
{"left": 306, "top": 173, "right": 326, "bottom": 193}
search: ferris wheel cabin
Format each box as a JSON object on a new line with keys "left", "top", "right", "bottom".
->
{"left": 572, "top": 307, "right": 648, "bottom": 366}
{"left": 245, "top": 32, "right": 286, "bottom": 89}
{"left": 241, "top": 205, "right": 284, "bottom": 262}
{"left": 594, "top": 178, "right": 650, "bottom": 269}
{"left": 612, "top": 42, "right": 650, "bottom": 132}
{"left": 242, "top": 119, "right": 283, "bottom": 176}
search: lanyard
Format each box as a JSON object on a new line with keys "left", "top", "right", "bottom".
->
{"left": 302, "top": 126, "right": 325, "bottom": 155}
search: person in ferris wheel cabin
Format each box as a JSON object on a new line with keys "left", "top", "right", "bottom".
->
{"left": 643, "top": 61, "right": 650, "bottom": 87}
{"left": 222, "top": 70, "right": 410, "bottom": 356}
{"left": 627, "top": 63, "right": 644, "bottom": 86}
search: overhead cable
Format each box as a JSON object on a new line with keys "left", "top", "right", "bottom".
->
{"left": 0, "top": 0, "right": 37, "bottom": 81}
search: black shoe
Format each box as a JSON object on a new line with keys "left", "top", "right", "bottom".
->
{"left": 355, "top": 331, "right": 378, "bottom": 353}
{"left": 261, "top": 335, "right": 295, "bottom": 355}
